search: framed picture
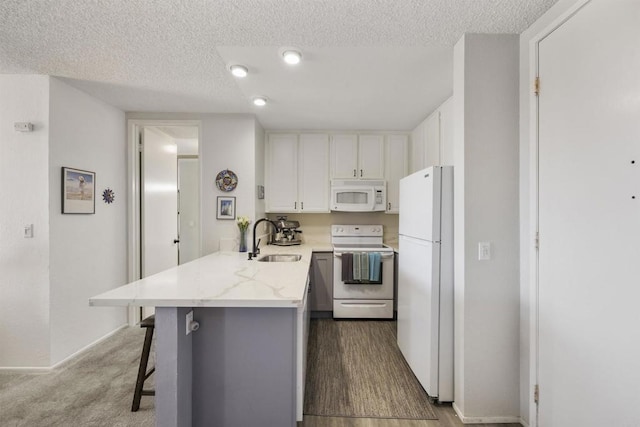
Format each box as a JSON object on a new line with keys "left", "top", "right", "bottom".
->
{"left": 216, "top": 196, "right": 236, "bottom": 220}
{"left": 62, "top": 167, "right": 95, "bottom": 214}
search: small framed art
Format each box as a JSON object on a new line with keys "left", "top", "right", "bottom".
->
{"left": 216, "top": 196, "right": 236, "bottom": 220}
{"left": 62, "top": 167, "right": 95, "bottom": 214}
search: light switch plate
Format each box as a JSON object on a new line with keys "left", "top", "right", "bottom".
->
{"left": 24, "top": 224, "right": 34, "bottom": 238}
{"left": 478, "top": 242, "right": 491, "bottom": 260}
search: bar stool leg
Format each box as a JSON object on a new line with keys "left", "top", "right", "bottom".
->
{"left": 131, "top": 326, "right": 154, "bottom": 412}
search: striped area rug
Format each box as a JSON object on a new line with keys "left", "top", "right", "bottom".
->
{"left": 303, "top": 319, "right": 438, "bottom": 420}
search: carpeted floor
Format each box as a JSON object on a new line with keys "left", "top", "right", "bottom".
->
{"left": 304, "top": 319, "right": 437, "bottom": 420}
{"left": 0, "top": 327, "right": 154, "bottom": 427}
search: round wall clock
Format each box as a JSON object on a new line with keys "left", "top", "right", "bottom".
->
{"left": 215, "top": 169, "right": 238, "bottom": 192}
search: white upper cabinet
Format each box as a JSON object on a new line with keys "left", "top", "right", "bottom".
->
{"left": 330, "top": 134, "right": 384, "bottom": 179}
{"left": 298, "top": 134, "right": 330, "bottom": 212}
{"left": 266, "top": 133, "right": 330, "bottom": 213}
{"left": 438, "top": 98, "right": 454, "bottom": 166}
{"left": 410, "top": 96, "right": 453, "bottom": 173}
{"left": 423, "top": 111, "right": 440, "bottom": 168}
{"left": 358, "top": 134, "right": 385, "bottom": 179}
{"left": 385, "top": 134, "right": 408, "bottom": 214}
{"left": 411, "top": 121, "right": 425, "bottom": 174}
{"left": 330, "top": 134, "right": 358, "bottom": 178}
{"left": 266, "top": 134, "right": 298, "bottom": 213}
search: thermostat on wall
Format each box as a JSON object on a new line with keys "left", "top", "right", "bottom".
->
{"left": 15, "top": 122, "right": 34, "bottom": 132}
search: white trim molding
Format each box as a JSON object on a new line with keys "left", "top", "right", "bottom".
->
{"left": 126, "top": 119, "right": 202, "bottom": 326}
{"left": 453, "top": 402, "right": 523, "bottom": 425}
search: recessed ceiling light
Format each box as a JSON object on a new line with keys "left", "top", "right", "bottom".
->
{"left": 253, "top": 97, "right": 267, "bottom": 107}
{"left": 229, "top": 64, "right": 248, "bottom": 78}
{"left": 282, "top": 50, "right": 302, "bottom": 65}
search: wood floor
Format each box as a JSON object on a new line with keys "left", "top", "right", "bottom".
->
{"left": 300, "top": 319, "right": 522, "bottom": 427}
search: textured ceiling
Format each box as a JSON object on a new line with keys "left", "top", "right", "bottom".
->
{"left": 0, "top": 0, "right": 557, "bottom": 130}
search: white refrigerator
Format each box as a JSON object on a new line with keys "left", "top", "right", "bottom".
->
{"left": 397, "top": 166, "right": 454, "bottom": 402}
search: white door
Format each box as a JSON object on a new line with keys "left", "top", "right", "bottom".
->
{"left": 141, "top": 127, "right": 178, "bottom": 318}
{"left": 358, "top": 134, "right": 385, "bottom": 179}
{"left": 330, "top": 134, "right": 358, "bottom": 178}
{"left": 385, "top": 134, "right": 408, "bottom": 213}
{"left": 397, "top": 234, "right": 440, "bottom": 397}
{"left": 266, "top": 134, "right": 298, "bottom": 212}
{"left": 298, "top": 134, "right": 330, "bottom": 212}
{"left": 177, "top": 157, "right": 199, "bottom": 264}
{"left": 537, "top": 1, "right": 640, "bottom": 426}
{"left": 399, "top": 167, "right": 440, "bottom": 241}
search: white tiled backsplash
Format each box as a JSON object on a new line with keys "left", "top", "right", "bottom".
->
{"left": 267, "top": 212, "right": 399, "bottom": 247}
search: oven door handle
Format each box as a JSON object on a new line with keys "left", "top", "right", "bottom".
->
{"left": 333, "top": 252, "right": 394, "bottom": 259}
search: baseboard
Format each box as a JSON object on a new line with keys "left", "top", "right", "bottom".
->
{"left": 0, "top": 324, "right": 128, "bottom": 372}
{"left": 0, "top": 366, "right": 52, "bottom": 373}
{"left": 521, "top": 418, "right": 530, "bottom": 427}
{"left": 453, "top": 402, "right": 523, "bottom": 425}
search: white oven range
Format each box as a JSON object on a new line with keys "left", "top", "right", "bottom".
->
{"left": 332, "top": 225, "right": 395, "bottom": 319}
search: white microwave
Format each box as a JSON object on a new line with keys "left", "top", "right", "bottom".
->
{"left": 330, "top": 180, "right": 386, "bottom": 212}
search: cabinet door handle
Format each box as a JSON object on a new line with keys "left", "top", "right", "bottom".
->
{"left": 301, "top": 202, "right": 304, "bottom": 210}
{"left": 388, "top": 202, "right": 391, "bottom": 210}
{"left": 360, "top": 169, "right": 363, "bottom": 177}
{"left": 353, "top": 169, "right": 356, "bottom": 177}
{"left": 294, "top": 202, "right": 297, "bottom": 210}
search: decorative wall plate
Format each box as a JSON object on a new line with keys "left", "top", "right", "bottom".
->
{"left": 215, "top": 169, "right": 238, "bottom": 192}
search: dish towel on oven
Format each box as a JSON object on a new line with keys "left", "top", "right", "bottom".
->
{"left": 353, "top": 252, "right": 361, "bottom": 281}
{"left": 351, "top": 253, "right": 370, "bottom": 282}
{"left": 341, "top": 252, "right": 354, "bottom": 282}
{"left": 369, "top": 252, "right": 381, "bottom": 282}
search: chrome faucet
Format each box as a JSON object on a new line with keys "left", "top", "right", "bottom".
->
{"left": 248, "top": 218, "right": 279, "bottom": 260}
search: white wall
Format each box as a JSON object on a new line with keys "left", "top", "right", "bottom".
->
{"left": 452, "top": 34, "right": 520, "bottom": 422}
{"left": 518, "top": 0, "right": 589, "bottom": 422}
{"left": 0, "top": 75, "right": 51, "bottom": 367}
{"left": 48, "top": 78, "right": 128, "bottom": 364}
{"left": 201, "top": 115, "right": 259, "bottom": 253}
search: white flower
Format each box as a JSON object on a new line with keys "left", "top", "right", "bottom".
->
{"left": 236, "top": 216, "right": 251, "bottom": 232}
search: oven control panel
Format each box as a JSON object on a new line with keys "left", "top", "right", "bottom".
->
{"left": 331, "top": 225, "right": 383, "bottom": 237}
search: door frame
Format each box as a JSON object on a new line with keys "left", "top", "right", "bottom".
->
{"left": 526, "top": 1, "right": 590, "bottom": 425}
{"left": 126, "top": 119, "right": 202, "bottom": 325}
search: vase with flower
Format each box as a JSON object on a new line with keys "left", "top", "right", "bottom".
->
{"left": 236, "top": 216, "right": 251, "bottom": 252}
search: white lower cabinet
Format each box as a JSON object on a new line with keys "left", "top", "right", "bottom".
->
{"left": 266, "top": 133, "right": 329, "bottom": 213}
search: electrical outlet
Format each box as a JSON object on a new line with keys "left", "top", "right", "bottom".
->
{"left": 186, "top": 310, "right": 194, "bottom": 335}
{"left": 478, "top": 242, "right": 491, "bottom": 260}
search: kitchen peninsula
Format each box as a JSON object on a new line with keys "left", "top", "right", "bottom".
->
{"left": 90, "top": 244, "right": 317, "bottom": 427}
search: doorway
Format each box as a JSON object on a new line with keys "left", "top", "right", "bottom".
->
{"left": 127, "top": 120, "right": 201, "bottom": 323}
{"left": 534, "top": 1, "right": 640, "bottom": 425}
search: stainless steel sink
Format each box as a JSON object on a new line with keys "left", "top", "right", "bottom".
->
{"left": 257, "top": 254, "right": 302, "bottom": 262}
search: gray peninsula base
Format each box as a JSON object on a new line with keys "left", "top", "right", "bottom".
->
{"left": 155, "top": 306, "right": 297, "bottom": 427}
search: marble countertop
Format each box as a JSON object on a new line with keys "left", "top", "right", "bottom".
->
{"left": 90, "top": 244, "right": 325, "bottom": 309}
